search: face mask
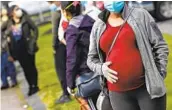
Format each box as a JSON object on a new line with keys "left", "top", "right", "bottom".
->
{"left": 15, "top": 9, "right": 23, "bottom": 18}
{"left": 2, "top": 15, "right": 8, "bottom": 22}
{"left": 49, "top": 4, "right": 60, "bottom": 12}
{"left": 104, "top": 1, "right": 125, "bottom": 13}
{"left": 81, "top": 1, "right": 87, "bottom": 7}
{"left": 2, "top": 9, "right": 7, "bottom": 16}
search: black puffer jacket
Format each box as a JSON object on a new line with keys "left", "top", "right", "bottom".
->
{"left": 2, "top": 13, "right": 39, "bottom": 58}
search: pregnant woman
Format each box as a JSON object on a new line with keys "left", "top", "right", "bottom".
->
{"left": 87, "top": 1, "right": 169, "bottom": 110}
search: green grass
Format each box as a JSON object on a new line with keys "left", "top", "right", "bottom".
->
{"left": 36, "top": 24, "right": 172, "bottom": 110}
{"left": 31, "top": 11, "right": 51, "bottom": 20}
{"left": 36, "top": 24, "right": 79, "bottom": 110}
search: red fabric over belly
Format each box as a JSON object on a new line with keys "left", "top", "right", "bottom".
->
{"left": 100, "top": 22, "right": 145, "bottom": 92}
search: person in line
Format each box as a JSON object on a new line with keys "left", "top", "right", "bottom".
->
{"left": 2, "top": 5, "right": 39, "bottom": 96}
{"left": 61, "top": 1, "right": 100, "bottom": 108}
{"left": 48, "top": 1, "right": 71, "bottom": 104}
{"left": 1, "top": 8, "right": 17, "bottom": 90}
{"left": 80, "top": 1, "right": 102, "bottom": 20}
{"left": 87, "top": 1, "right": 169, "bottom": 110}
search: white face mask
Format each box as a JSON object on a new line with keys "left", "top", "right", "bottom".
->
{"left": 2, "top": 16, "right": 8, "bottom": 22}
{"left": 15, "top": 9, "right": 23, "bottom": 18}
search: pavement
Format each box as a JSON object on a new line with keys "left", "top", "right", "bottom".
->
{"left": 18, "top": 72, "right": 46, "bottom": 110}
{"left": 1, "top": 62, "right": 46, "bottom": 110}
{"left": 157, "top": 19, "right": 172, "bottom": 35}
{"left": 1, "top": 87, "right": 25, "bottom": 110}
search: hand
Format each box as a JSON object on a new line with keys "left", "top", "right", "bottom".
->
{"left": 60, "top": 39, "right": 66, "bottom": 45}
{"left": 102, "top": 61, "right": 118, "bottom": 83}
{"left": 7, "top": 37, "right": 11, "bottom": 42}
{"left": 8, "top": 56, "right": 14, "bottom": 62}
{"left": 67, "top": 87, "right": 75, "bottom": 96}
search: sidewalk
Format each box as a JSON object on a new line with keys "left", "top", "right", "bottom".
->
{"left": 1, "top": 65, "right": 47, "bottom": 110}
{"left": 157, "top": 19, "right": 172, "bottom": 35}
{"left": 1, "top": 87, "right": 25, "bottom": 110}
{"left": 17, "top": 72, "right": 46, "bottom": 110}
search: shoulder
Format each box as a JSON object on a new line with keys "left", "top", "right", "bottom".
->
{"left": 133, "top": 7, "right": 150, "bottom": 16}
{"left": 91, "top": 18, "right": 104, "bottom": 35}
{"left": 66, "top": 25, "right": 78, "bottom": 36}
{"left": 90, "top": 18, "right": 103, "bottom": 31}
{"left": 69, "top": 15, "right": 84, "bottom": 28}
{"left": 51, "top": 11, "right": 61, "bottom": 19}
{"left": 131, "top": 7, "right": 153, "bottom": 21}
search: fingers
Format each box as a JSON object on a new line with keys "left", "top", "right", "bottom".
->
{"left": 107, "top": 68, "right": 118, "bottom": 75}
{"left": 104, "top": 61, "right": 112, "bottom": 66}
{"left": 107, "top": 77, "right": 114, "bottom": 83}
{"left": 103, "top": 61, "right": 119, "bottom": 83}
{"left": 107, "top": 73, "right": 118, "bottom": 83}
{"left": 104, "top": 61, "right": 118, "bottom": 75}
{"left": 67, "top": 87, "right": 71, "bottom": 94}
{"left": 67, "top": 87, "right": 75, "bottom": 96}
{"left": 106, "top": 75, "right": 117, "bottom": 83}
{"left": 108, "top": 73, "right": 118, "bottom": 80}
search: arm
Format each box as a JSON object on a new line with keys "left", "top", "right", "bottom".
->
{"left": 1, "top": 21, "right": 16, "bottom": 59}
{"left": 66, "top": 25, "right": 79, "bottom": 89}
{"left": 51, "top": 11, "right": 61, "bottom": 48}
{"left": 144, "top": 10, "right": 169, "bottom": 78}
{"left": 58, "top": 20, "right": 66, "bottom": 45}
{"left": 1, "top": 20, "right": 8, "bottom": 32}
{"left": 87, "top": 23, "right": 103, "bottom": 75}
{"left": 26, "top": 16, "right": 39, "bottom": 41}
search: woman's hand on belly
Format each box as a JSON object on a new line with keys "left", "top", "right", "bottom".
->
{"left": 102, "top": 61, "right": 118, "bottom": 83}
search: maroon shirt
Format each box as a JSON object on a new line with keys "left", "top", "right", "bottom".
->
{"left": 100, "top": 22, "right": 145, "bottom": 92}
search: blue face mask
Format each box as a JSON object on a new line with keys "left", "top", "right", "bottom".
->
{"left": 80, "top": 1, "right": 87, "bottom": 7}
{"left": 49, "top": 4, "right": 60, "bottom": 12}
{"left": 104, "top": 1, "right": 125, "bottom": 13}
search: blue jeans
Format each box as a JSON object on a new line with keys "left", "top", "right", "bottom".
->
{"left": 1, "top": 52, "right": 17, "bottom": 86}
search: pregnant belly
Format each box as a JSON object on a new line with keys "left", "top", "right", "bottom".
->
{"left": 106, "top": 49, "right": 145, "bottom": 91}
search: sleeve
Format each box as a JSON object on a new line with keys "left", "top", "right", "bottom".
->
{"left": 87, "top": 22, "right": 103, "bottom": 75}
{"left": 65, "top": 25, "right": 79, "bottom": 89}
{"left": 1, "top": 20, "right": 8, "bottom": 32}
{"left": 51, "top": 11, "right": 61, "bottom": 48}
{"left": 145, "top": 10, "right": 169, "bottom": 79}
{"left": 58, "top": 19, "right": 65, "bottom": 41}
{"left": 1, "top": 21, "right": 15, "bottom": 59}
{"left": 27, "top": 16, "right": 39, "bottom": 41}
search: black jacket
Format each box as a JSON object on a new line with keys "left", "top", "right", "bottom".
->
{"left": 2, "top": 13, "right": 39, "bottom": 58}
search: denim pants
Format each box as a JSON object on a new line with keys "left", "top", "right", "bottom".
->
{"left": 1, "top": 52, "right": 17, "bottom": 86}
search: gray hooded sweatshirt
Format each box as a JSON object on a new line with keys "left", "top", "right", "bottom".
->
{"left": 87, "top": 5, "right": 169, "bottom": 99}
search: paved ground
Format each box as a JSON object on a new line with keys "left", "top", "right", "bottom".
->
{"left": 1, "top": 61, "right": 46, "bottom": 110}
{"left": 1, "top": 87, "right": 25, "bottom": 110}
{"left": 18, "top": 72, "right": 46, "bottom": 110}
{"left": 157, "top": 19, "right": 172, "bottom": 35}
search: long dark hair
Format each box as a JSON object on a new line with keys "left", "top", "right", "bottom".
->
{"left": 61, "top": 1, "right": 81, "bottom": 17}
{"left": 8, "top": 5, "right": 17, "bottom": 17}
{"left": 8, "top": 5, "right": 28, "bottom": 18}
